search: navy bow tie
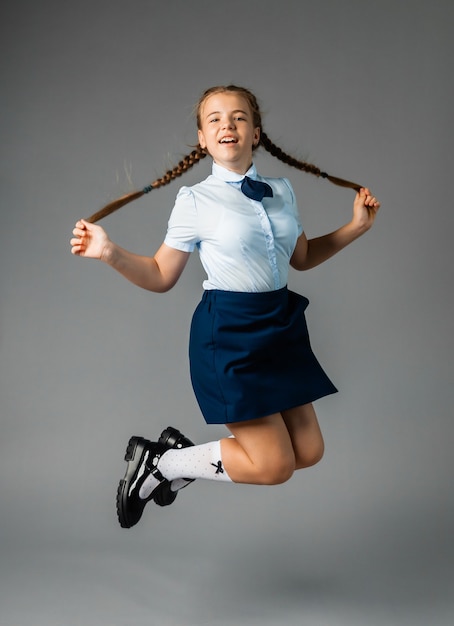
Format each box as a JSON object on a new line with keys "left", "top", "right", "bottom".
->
{"left": 241, "top": 176, "right": 273, "bottom": 201}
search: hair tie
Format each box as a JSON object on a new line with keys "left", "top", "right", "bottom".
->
{"left": 143, "top": 185, "right": 154, "bottom": 194}
{"left": 320, "top": 172, "right": 328, "bottom": 179}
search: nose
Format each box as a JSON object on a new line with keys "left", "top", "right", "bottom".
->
{"left": 221, "top": 116, "right": 236, "bottom": 129}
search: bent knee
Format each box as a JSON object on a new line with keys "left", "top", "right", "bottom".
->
{"left": 296, "top": 441, "right": 325, "bottom": 469}
{"left": 259, "top": 459, "right": 295, "bottom": 485}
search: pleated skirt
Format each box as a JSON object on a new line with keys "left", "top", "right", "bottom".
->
{"left": 189, "top": 287, "right": 337, "bottom": 424}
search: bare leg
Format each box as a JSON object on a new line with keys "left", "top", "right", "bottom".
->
{"left": 221, "top": 414, "right": 296, "bottom": 485}
{"left": 282, "top": 403, "right": 325, "bottom": 469}
{"left": 116, "top": 406, "right": 324, "bottom": 527}
{"left": 221, "top": 404, "right": 324, "bottom": 484}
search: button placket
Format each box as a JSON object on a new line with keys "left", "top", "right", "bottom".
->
{"left": 252, "top": 200, "right": 280, "bottom": 290}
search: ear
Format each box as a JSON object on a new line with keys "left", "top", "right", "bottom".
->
{"left": 198, "top": 129, "right": 206, "bottom": 149}
{"left": 252, "top": 127, "right": 260, "bottom": 147}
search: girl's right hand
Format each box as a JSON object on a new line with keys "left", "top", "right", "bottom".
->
{"left": 70, "top": 219, "right": 110, "bottom": 260}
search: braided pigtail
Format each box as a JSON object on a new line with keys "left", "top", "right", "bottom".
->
{"left": 86, "top": 146, "right": 207, "bottom": 223}
{"left": 260, "top": 131, "right": 362, "bottom": 192}
{"left": 86, "top": 85, "right": 362, "bottom": 223}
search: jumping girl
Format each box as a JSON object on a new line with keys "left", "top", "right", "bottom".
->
{"left": 70, "top": 85, "right": 380, "bottom": 529}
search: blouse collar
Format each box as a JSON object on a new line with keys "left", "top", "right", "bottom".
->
{"left": 212, "top": 161, "right": 257, "bottom": 183}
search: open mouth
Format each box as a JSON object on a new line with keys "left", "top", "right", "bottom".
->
{"left": 219, "top": 137, "right": 238, "bottom": 144}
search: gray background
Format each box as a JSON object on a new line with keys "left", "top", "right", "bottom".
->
{"left": 1, "top": 0, "right": 453, "bottom": 624}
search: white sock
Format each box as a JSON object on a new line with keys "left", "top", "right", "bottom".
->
{"left": 158, "top": 440, "right": 232, "bottom": 483}
{"left": 139, "top": 439, "right": 232, "bottom": 499}
{"left": 169, "top": 437, "right": 234, "bottom": 492}
{"left": 170, "top": 478, "right": 193, "bottom": 492}
{"left": 137, "top": 447, "right": 161, "bottom": 499}
{"left": 139, "top": 472, "right": 190, "bottom": 500}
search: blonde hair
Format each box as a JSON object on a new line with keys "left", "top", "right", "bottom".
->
{"left": 86, "top": 85, "right": 361, "bottom": 223}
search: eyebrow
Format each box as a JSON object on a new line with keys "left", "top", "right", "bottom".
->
{"left": 205, "top": 109, "right": 250, "bottom": 119}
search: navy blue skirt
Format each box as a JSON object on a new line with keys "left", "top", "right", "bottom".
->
{"left": 189, "top": 287, "right": 337, "bottom": 424}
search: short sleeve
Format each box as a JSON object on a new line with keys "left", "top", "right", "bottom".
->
{"left": 164, "top": 187, "right": 199, "bottom": 253}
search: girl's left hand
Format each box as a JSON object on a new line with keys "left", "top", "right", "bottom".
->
{"left": 353, "top": 187, "right": 381, "bottom": 231}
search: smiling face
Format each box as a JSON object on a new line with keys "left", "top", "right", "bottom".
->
{"left": 197, "top": 91, "right": 261, "bottom": 174}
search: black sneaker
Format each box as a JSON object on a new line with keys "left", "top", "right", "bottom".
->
{"left": 116, "top": 436, "right": 166, "bottom": 529}
{"left": 153, "top": 426, "right": 195, "bottom": 507}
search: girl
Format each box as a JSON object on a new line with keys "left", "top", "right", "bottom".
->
{"left": 70, "top": 85, "right": 380, "bottom": 529}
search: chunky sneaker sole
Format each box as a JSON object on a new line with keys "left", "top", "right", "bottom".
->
{"left": 116, "top": 436, "right": 164, "bottom": 529}
{"left": 153, "top": 426, "right": 195, "bottom": 507}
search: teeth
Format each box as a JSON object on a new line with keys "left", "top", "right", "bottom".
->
{"left": 220, "top": 138, "right": 236, "bottom": 143}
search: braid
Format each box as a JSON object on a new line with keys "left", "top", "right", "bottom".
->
{"left": 152, "top": 147, "right": 207, "bottom": 189}
{"left": 260, "top": 131, "right": 362, "bottom": 192}
{"left": 197, "top": 87, "right": 362, "bottom": 191}
{"left": 86, "top": 147, "right": 207, "bottom": 223}
{"left": 86, "top": 85, "right": 362, "bottom": 223}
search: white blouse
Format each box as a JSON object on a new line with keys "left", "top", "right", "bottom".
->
{"left": 164, "top": 162, "right": 303, "bottom": 292}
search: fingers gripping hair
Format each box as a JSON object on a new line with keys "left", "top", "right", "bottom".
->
{"left": 86, "top": 147, "right": 207, "bottom": 223}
